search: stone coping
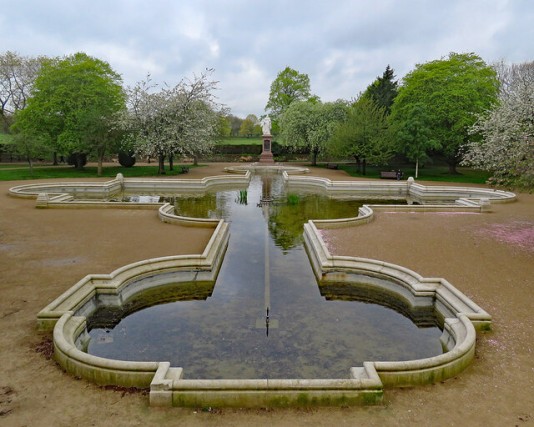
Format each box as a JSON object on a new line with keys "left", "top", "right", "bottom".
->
{"left": 37, "top": 216, "right": 228, "bottom": 330}
{"left": 26, "top": 167, "right": 509, "bottom": 407}
{"left": 303, "top": 220, "right": 489, "bottom": 388}
{"left": 283, "top": 172, "right": 516, "bottom": 202}
{"left": 224, "top": 163, "right": 309, "bottom": 174}
{"left": 8, "top": 170, "right": 251, "bottom": 207}
{"left": 282, "top": 172, "right": 515, "bottom": 228}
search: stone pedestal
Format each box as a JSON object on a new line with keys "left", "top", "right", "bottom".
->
{"left": 259, "top": 135, "right": 275, "bottom": 163}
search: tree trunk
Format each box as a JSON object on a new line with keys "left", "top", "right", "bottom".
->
{"left": 311, "top": 148, "right": 318, "bottom": 166}
{"left": 193, "top": 155, "right": 199, "bottom": 166}
{"left": 53, "top": 152, "right": 58, "bottom": 166}
{"left": 96, "top": 148, "right": 105, "bottom": 176}
{"left": 74, "top": 153, "right": 85, "bottom": 169}
{"left": 97, "top": 150, "right": 104, "bottom": 177}
{"left": 158, "top": 154, "right": 166, "bottom": 174}
{"left": 447, "top": 161, "right": 458, "bottom": 174}
{"left": 415, "top": 158, "right": 419, "bottom": 179}
{"left": 26, "top": 155, "right": 33, "bottom": 177}
{"left": 362, "top": 158, "right": 367, "bottom": 175}
{"left": 169, "top": 154, "right": 174, "bottom": 171}
{"left": 354, "top": 156, "right": 361, "bottom": 174}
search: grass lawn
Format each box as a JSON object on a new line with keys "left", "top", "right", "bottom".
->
{"left": 0, "top": 164, "right": 197, "bottom": 181}
{"left": 334, "top": 163, "right": 490, "bottom": 184}
{"left": 217, "top": 137, "right": 262, "bottom": 145}
{"left": 0, "top": 158, "right": 491, "bottom": 186}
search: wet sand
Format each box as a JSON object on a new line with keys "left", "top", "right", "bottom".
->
{"left": 1, "top": 163, "right": 533, "bottom": 426}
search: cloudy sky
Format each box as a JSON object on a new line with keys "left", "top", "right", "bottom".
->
{"left": 2, "top": 0, "right": 533, "bottom": 117}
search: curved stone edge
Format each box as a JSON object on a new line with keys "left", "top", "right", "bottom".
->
{"left": 43, "top": 209, "right": 385, "bottom": 406}
{"left": 225, "top": 164, "right": 309, "bottom": 175}
{"left": 303, "top": 219, "right": 491, "bottom": 389}
{"left": 31, "top": 168, "right": 501, "bottom": 406}
{"left": 54, "top": 312, "right": 163, "bottom": 387}
{"left": 283, "top": 172, "right": 515, "bottom": 229}
{"left": 37, "top": 218, "right": 229, "bottom": 330}
{"left": 9, "top": 171, "right": 252, "bottom": 207}
{"left": 283, "top": 172, "right": 516, "bottom": 204}
{"left": 42, "top": 216, "right": 231, "bottom": 392}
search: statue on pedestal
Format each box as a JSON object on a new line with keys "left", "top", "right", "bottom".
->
{"left": 260, "top": 116, "right": 271, "bottom": 136}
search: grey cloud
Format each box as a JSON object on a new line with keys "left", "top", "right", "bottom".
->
{"left": 1, "top": 0, "right": 533, "bottom": 118}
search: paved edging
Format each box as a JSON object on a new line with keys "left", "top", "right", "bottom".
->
{"left": 29, "top": 169, "right": 507, "bottom": 407}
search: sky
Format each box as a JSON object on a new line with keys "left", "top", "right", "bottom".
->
{"left": 2, "top": 0, "right": 533, "bottom": 118}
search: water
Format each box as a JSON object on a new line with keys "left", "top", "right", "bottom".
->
{"left": 87, "top": 172, "right": 443, "bottom": 379}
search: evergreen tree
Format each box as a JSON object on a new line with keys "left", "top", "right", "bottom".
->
{"left": 362, "top": 65, "right": 398, "bottom": 114}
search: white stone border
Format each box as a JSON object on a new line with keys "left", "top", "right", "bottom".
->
{"left": 9, "top": 170, "right": 251, "bottom": 208}
{"left": 26, "top": 169, "right": 512, "bottom": 407}
{"left": 303, "top": 219, "right": 489, "bottom": 387}
{"left": 224, "top": 163, "right": 309, "bottom": 175}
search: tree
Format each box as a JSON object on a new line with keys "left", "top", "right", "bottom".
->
{"left": 328, "top": 97, "right": 392, "bottom": 174}
{"left": 462, "top": 61, "right": 534, "bottom": 188}
{"left": 0, "top": 51, "right": 45, "bottom": 132}
{"left": 362, "top": 65, "right": 398, "bottom": 114}
{"left": 265, "top": 67, "right": 314, "bottom": 119}
{"left": 121, "top": 71, "right": 224, "bottom": 173}
{"left": 393, "top": 103, "right": 440, "bottom": 178}
{"left": 12, "top": 53, "right": 125, "bottom": 175}
{"left": 239, "top": 114, "right": 259, "bottom": 137}
{"left": 226, "top": 114, "right": 243, "bottom": 136}
{"left": 238, "top": 118, "right": 254, "bottom": 137}
{"left": 390, "top": 53, "right": 499, "bottom": 173}
{"left": 279, "top": 100, "right": 348, "bottom": 166}
{"left": 9, "top": 127, "right": 51, "bottom": 174}
{"left": 217, "top": 115, "right": 232, "bottom": 138}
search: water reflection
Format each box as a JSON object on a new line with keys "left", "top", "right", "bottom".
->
{"left": 86, "top": 172, "right": 443, "bottom": 379}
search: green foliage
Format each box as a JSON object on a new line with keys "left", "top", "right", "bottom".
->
{"left": 265, "top": 67, "right": 314, "bottom": 119}
{"left": 338, "top": 162, "right": 490, "bottom": 183}
{"left": 279, "top": 100, "right": 348, "bottom": 165}
{"left": 0, "top": 164, "right": 200, "bottom": 181}
{"left": 390, "top": 52, "right": 499, "bottom": 172}
{"left": 286, "top": 193, "right": 300, "bottom": 205}
{"left": 361, "top": 65, "right": 398, "bottom": 114}
{"left": 215, "top": 137, "right": 262, "bottom": 146}
{"left": 11, "top": 52, "right": 125, "bottom": 174}
{"left": 217, "top": 115, "right": 232, "bottom": 138}
{"left": 328, "top": 97, "right": 392, "bottom": 174}
{"left": 392, "top": 102, "right": 441, "bottom": 177}
{"left": 226, "top": 114, "right": 243, "bottom": 137}
{"left": 235, "top": 190, "right": 248, "bottom": 205}
{"left": 0, "top": 132, "right": 14, "bottom": 144}
{"left": 239, "top": 116, "right": 260, "bottom": 137}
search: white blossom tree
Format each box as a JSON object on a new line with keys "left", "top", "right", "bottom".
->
{"left": 0, "top": 51, "right": 45, "bottom": 131}
{"left": 279, "top": 100, "right": 348, "bottom": 166}
{"left": 121, "top": 70, "right": 226, "bottom": 174}
{"left": 462, "top": 61, "right": 534, "bottom": 188}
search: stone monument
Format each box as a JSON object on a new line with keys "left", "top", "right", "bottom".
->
{"left": 259, "top": 116, "right": 274, "bottom": 163}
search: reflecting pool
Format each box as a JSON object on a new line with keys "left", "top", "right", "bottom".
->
{"left": 86, "top": 172, "right": 443, "bottom": 379}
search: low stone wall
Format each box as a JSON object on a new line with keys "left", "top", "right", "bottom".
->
{"left": 9, "top": 171, "right": 252, "bottom": 207}
{"left": 38, "top": 218, "right": 228, "bottom": 330}
{"left": 303, "top": 218, "right": 490, "bottom": 388}
{"left": 28, "top": 168, "right": 506, "bottom": 407}
{"left": 39, "top": 216, "right": 228, "bottom": 389}
{"left": 284, "top": 172, "right": 516, "bottom": 203}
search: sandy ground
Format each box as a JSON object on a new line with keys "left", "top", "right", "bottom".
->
{"left": 0, "top": 163, "right": 533, "bottom": 426}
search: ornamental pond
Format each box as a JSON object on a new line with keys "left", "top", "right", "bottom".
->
{"left": 85, "top": 172, "right": 443, "bottom": 380}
